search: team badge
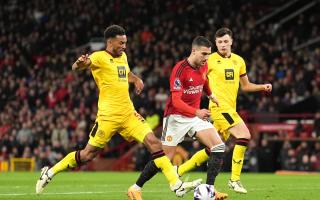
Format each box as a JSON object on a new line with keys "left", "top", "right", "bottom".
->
{"left": 173, "top": 78, "right": 181, "bottom": 90}
{"left": 96, "top": 130, "right": 105, "bottom": 138}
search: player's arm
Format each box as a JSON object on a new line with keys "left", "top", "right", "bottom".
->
{"left": 240, "top": 74, "right": 272, "bottom": 92}
{"left": 72, "top": 54, "right": 91, "bottom": 71}
{"left": 172, "top": 91, "right": 211, "bottom": 120}
{"left": 128, "top": 72, "right": 144, "bottom": 95}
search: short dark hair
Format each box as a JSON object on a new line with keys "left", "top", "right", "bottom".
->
{"left": 215, "top": 27, "right": 233, "bottom": 39}
{"left": 192, "top": 36, "right": 212, "bottom": 48}
{"left": 104, "top": 25, "right": 126, "bottom": 40}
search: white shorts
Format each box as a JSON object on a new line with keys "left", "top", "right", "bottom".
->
{"left": 161, "top": 114, "right": 214, "bottom": 146}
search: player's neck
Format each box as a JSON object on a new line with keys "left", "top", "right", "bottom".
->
{"left": 187, "top": 57, "right": 200, "bottom": 69}
{"left": 105, "top": 48, "right": 119, "bottom": 58}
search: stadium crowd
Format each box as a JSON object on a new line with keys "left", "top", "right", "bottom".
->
{"left": 0, "top": 0, "right": 319, "bottom": 171}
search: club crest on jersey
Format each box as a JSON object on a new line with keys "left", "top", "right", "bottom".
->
{"left": 225, "top": 69, "right": 234, "bottom": 80}
{"left": 117, "top": 66, "right": 126, "bottom": 78}
{"left": 173, "top": 78, "right": 181, "bottom": 90}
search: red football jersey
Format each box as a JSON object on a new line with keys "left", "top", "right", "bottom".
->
{"left": 164, "top": 59, "right": 211, "bottom": 117}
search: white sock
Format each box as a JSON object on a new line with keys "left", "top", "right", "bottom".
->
{"left": 132, "top": 184, "right": 141, "bottom": 190}
{"left": 47, "top": 168, "right": 55, "bottom": 178}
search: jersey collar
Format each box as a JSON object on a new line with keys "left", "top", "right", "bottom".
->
{"left": 105, "top": 50, "right": 120, "bottom": 58}
{"left": 217, "top": 51, "right": 231, "bottom": 58}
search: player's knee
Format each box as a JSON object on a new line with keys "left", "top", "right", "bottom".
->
{"left": 144, "top": 133, "right": 162, "bottom": 152}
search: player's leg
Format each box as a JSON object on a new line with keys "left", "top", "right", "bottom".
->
{"left": 126, "top": 113, "right": 201, "bottom": 199}
{"left": 36, "top": 120, "right": 114, "bottom": 194}
{"left": 195, "top": 128, "right": 228, "bottom": 200}
{"left": 177, "top": 118, "right": 218, "bottom": 176}
{"left": 227, "top": 120, "right": 250, "bottom": 194}
{"left": 36, "top": 144, "right": 101, "bottom": 194}
{"left": 177, "top": 148, "right": 210, "bottom": 176}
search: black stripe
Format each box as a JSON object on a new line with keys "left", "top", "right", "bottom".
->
{"left": 235, "top": 138, "right": 249, "bottom": 147}
{"left": 90, "top": 122, "right": 98, "bottom": 137}
{"left": 152, "top": 150, "right": 165, "bottom": 159}
{"left": 75, "top": 150, "right": 81, "bottom": 166}
{"left": 240, "top": 73, "right": 247, "bottom": 77}
{"left": 205, "top": 148, "right": 211, "bottom": 156}
{"left": 176, "top": 60, "right": 188, "bottom": 78}
{"left": 221, "top": 113, "right": 235, "bottom": 125}
{"left": 161, "top": 116, "right": 170, "bottom": 141}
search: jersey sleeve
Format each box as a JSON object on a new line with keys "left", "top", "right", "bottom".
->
{"left": 169, "top": 63, "right": 196, "bottom": 116}
{"left": 89, "top": 52, "right": 100, "bottom": 68}
{"left": 170, "top": 64, "right": 184, "bottom": 92}
{"left": 239, "top": 57, "right": 247, "bottom": 77}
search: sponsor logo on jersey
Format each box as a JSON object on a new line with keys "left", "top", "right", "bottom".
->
{"left": 183, "top": 85, "right": 203, "bottom": 94}
{"left": 225, "top": 69, "right": 234, "bottom": 80}
{"left": 117, "top": 66, "right": 126, "bottom": 78}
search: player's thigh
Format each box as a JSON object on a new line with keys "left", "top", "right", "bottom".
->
{"left": 162, "top": 145, "right": 177, "bottom": 160}
{"left": 228, "top": 120, "right": 251, "bottom": 139}
{"left": 196, "top": 128, "right": 223, "bottom": 149}
{"left": 88, "top": 119, "right": 118, "bottom": 148}
{"left": 161, "top": 115, "right": 193, "bottom": 147}
{"left": 211, "top": 108, "right": 243, "bottom": 141}
{"left": 119, "top": 111, "right": 153, "bottom": 143}
{"left": 189, "top": 117, "right": 223, "bottom": 148}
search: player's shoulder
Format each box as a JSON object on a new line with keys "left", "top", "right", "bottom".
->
{"left": 90, "top": 50, "right": 107, "bottom": 58}
{"left": 173, "top": 59, "right": 188, "bottom": 71}
{"left": 231, "top": 53, "right": 245, "bottom": 62}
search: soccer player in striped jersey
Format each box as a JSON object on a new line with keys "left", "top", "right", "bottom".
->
{"left": 35, "top": 25, "right": 201, "bottom": 199}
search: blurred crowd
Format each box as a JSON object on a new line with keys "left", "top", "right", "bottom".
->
{"left": 0, "top": 0, "right": 319, "bottom": 171}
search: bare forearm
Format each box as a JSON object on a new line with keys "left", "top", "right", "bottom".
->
{"left": 128, "top": 72, "right": 140, "bottom": 83}
{"left": 241, "top": 83, "right": 265, "bottom": 92}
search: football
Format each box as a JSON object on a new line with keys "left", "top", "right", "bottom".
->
{"left": 194, "top": 184, "right": 215, "bottom": 200}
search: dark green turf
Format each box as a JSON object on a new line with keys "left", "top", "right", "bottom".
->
{"left": 0, "top": 172, "right": 319, "bottom": 200}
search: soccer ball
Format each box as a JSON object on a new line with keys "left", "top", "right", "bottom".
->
{"left": 194, "top": 184, "right": 215, "bottom": 200}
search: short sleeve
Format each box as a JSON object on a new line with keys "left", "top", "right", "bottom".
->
{"left": 89, "top": 52, "right": 100, "bottom": 68}
{"left": 239, "top": 57, "right": 247, "bottom": 77}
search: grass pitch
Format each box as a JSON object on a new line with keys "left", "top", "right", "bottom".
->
{"left": 0, "top": 172, "right": 319, "bottom": 200}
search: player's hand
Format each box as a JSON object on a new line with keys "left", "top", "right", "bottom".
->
{"left": 134, "top": 78, "right": 144, "bottom": 95}
{"left": 209, "top": 95, "right": 219, "bottom": 107}
{"left": 75, "top": 54, "right": 90, "bottom": 70}
{"left": 195, "top": 109, "right": 211, "bottom": 121}
{"left": 262, "top": 83, "right": 272, "bottom": 92}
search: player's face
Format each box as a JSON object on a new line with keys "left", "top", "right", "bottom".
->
{"left": 193, "top": 46, "right": 211, "bottom": 66}
{"left": 215, "top": 34, "right": 232, "bottom": 56}
{"left": 109, "top": 35, "right": 127, "bottom": 57}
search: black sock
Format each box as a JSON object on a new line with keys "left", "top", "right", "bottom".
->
{"left": 135, "top": 150, "right": 163, "bottom": 187}
{"left": 206, "top": 144, "right": 225, "bottom": 185}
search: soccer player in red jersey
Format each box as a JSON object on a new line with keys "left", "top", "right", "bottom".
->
{"left": 130, "top": 36, "right": 228, "bottom": 200}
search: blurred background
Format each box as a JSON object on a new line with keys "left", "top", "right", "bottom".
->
{"left": 0, "top": 0, "right": 319, "bottom": 173}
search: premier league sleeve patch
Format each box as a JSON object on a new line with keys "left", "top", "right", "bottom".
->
{"left": 173, "top": 78, "right": 182, "bottom": 90}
